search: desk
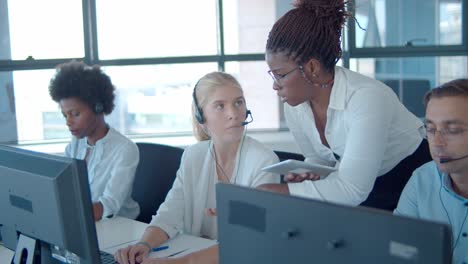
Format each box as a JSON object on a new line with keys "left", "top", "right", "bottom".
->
{"left": 96, "top": 216, "right": 147, "bottom": 251}
{"left": 1, "top": 217, "right": 215, "bottom": 263}
{"left": 0, "top": 245, "right": 14, "bottom": 264}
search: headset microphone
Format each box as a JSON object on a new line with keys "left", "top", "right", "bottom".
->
{"left": 440, "top": 154, "right": 468, "bottom": 164}
{"left": 241, "top": 110, "right": 253, "bottom": 126}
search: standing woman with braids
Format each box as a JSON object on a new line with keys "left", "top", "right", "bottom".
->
{"left": 259, "top": 0, "right": 431, "bottom": 210}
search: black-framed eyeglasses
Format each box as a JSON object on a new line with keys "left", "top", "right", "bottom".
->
{"left": 423, "top": 125, "right": 468, "bottom": 141}
{"left": 268, "top": 65, "right": 303, "bottom": 84}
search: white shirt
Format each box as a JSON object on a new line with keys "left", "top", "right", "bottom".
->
{"left": 65, "top": 127, "right": 140, "bottom": 219}
{"left": 149, "top": 135, "right": 279, "bottom": 239}
{"left": 286, "top": 66, "right": 424, "bottom": 206}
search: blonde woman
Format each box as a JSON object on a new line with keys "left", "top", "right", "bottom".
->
{"left": 115, "top": 72, "right": 279, "bottom": 264}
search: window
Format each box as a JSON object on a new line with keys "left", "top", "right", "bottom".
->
{"left": 350, "top": 56, "right": 468, "bottom": 117}
{"left": 0, "top": 0, "right": 282, "bottom": 143}
{"left": 350, "top": 0, "right": 467, "bottom": 57}
{"left": 4, "top": 0, "right": 84, "bottom": 60}
{"left": 12, "top": 64, "right": 219, "bottom": 142}
{"left": 7, "top": 69, "right": 62, "bottom": 141}
{"left": 223, "top": 0, "right": 277, "bottom": 54}
{"left": 354, "top": 0, "right": 463, "bottom": 48}
{"left": 96, "top": 1, "right": 218, "bottom": 59}
{"left": 104, "top": 63, "right": 217, "bottom": 135}
{"left": 2, "top": 0, "right": 466, "bottom": 144}
{"left": 349, "top": 0, "right": 467, "bottom": 119}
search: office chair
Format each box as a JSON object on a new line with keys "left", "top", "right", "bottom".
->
{"left": 132, "top": 142, "right": 184, "bottom": 223}
{"left": 274, "top": 150, "right": 305, "bottom": 162}
{"left": 381, "top": 79, "right": 430, "bottom": 118}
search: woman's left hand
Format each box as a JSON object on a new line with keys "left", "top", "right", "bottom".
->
{"left": 284, "top": 172, "right": 321, "bottom": 183}
{"left": 205, "top": 208, "right": 217, "bottom": 217}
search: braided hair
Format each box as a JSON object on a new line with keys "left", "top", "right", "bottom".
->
{"left": 266, "top": 0, "right": 350, "bottom": 73}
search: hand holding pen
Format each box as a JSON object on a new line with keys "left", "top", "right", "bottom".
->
{"left": 114, "top": 241, "right": 168, "bottom": 264}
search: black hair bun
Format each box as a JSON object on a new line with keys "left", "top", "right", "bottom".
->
{"left": 293, "top": 0, "right": 347, "bottom": 19}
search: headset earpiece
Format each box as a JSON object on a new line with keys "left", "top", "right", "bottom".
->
{"left": 194, "top": 106, "right": 205, "bottom": 124}
{"left": 192, "top": 80, "right": 205, "bottom": 124}
{"left": 95, "top": 103, "right": 104, "bottom": 114}
{"left": 241, "top": 110, "right": 253, "bottom": 126}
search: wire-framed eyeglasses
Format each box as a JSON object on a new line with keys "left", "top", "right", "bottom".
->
{"left": 268, "top": 65, "right": 303, "bottom": 84}
{"left": 423, "top": 125, "right": 468, "bottom": 141}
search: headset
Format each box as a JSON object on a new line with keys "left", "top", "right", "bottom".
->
{"left": 94, "top": 102, "right": 104, "bottom": 114}
{"left": 438, "top": 175, "right": 468, "bottom": 255}
{"left": 440, "top": 154, "right": 468, "bottom": 164}
{"left": 192, "top": 80, "right": 206, "bottom": 124}
{"left": 193, "top": 80, "right": 252, "bottom": 125}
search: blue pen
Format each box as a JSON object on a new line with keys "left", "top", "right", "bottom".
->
{"left": 152, "top": 245, "right": 169, "bottom": 252}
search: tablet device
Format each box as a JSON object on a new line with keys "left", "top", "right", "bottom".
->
{"left": 261, "top": 159, "right": 336, "bottom": 176}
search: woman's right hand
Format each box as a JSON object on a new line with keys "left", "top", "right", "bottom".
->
{"left": 114, "top": 243, "right": 151, "bottom": 264}
{"left": 284, "top": 172, "right": 320, "bottom": 183}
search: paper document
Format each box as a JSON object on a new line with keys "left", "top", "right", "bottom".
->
{"left": 149, "top": 234, "right": 217, "bottom": 258}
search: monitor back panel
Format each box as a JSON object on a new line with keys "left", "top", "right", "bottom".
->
{"left": 216, "top": 183, "right": 451, "bottom": 264}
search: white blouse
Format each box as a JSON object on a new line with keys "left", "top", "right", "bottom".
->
{"left": 149, "top": 135, "right": 279, "bottom": 239}
{"left": 65, "top": 127, "right": 140, "bottom": 219}
{"left": 286, "top": 66, "right": 424, "bottom": 206}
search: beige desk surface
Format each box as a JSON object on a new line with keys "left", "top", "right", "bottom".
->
{"left": 1, "top": 216, "right": 216, "bottom": 262}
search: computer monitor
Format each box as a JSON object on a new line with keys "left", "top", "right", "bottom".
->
{"left": 0, "top": 144, "right": 101, "bottom": 264}
{"left": 216, "top": 183, "right": 452, "bottom": 264}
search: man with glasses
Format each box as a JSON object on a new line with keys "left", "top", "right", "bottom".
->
{"left": 395, "top": 79, "right": 468, "bottom": 263}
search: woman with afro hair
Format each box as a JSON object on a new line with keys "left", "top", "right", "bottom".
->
{"left": 49, "top": 61, "right": 140, "bottom": 221}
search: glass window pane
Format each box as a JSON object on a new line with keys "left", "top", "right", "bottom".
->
{"left": 223, "top": 0, "right": 277, "bottom": 54}
{"left": 12, "top": 63, "right": 219, "bottom": 142}
{"left": 5, "top": 0, "right": 84, "bottom": 60}
{"left": 355, "top": 0, "right": 462, "bottom": 48}
{"left": 104, "top": 63, "right": 218, "bottom": 135}
{"left": 439, "top": 1, "right": 463, "bottom": 45}
{"left": 350, "top": 56, "right": 468, "bottom": 117}
{"left": 0, "top": 72, "right": 17, "bottom": 143}
{"left": 225, "top": 61, "right": 280, "bottom": 129}
{"left": 12, "top": 69, "right": 62, "bottom": 142}
{"left": 96, "top": 1, "right": 218, "bottom": 59}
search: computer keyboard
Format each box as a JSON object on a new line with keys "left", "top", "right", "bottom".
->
{"left": 100, "top": 250, "right": 118, "bottom": 264}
